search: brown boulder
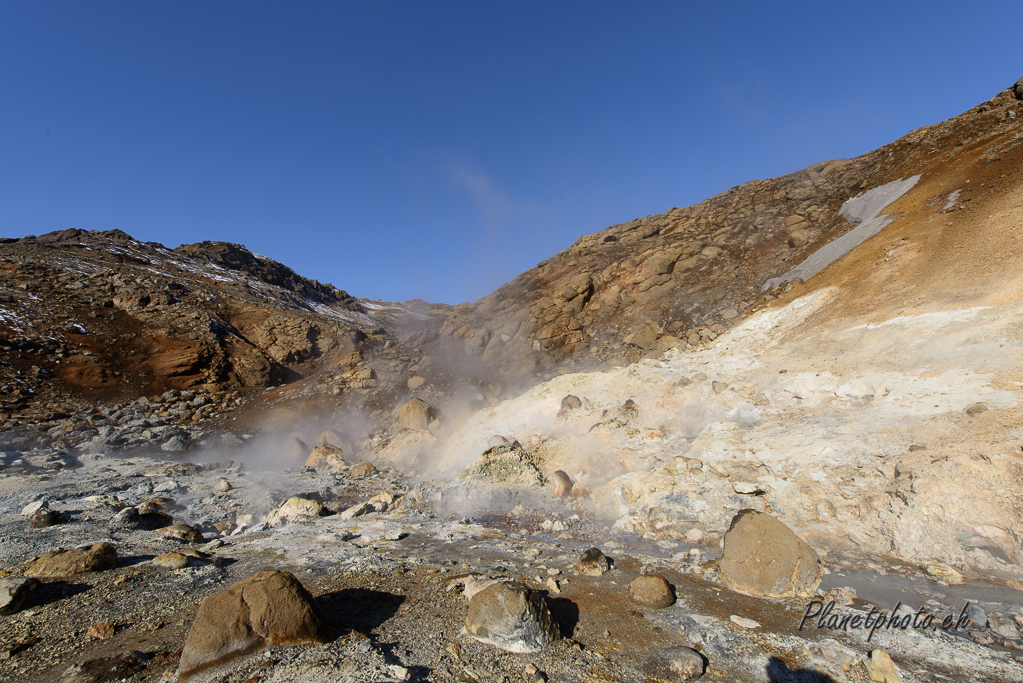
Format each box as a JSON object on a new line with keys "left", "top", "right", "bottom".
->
{"left": 464, "top": 580, "right": 559, "bottom": 653}
{"left": 177, "top": 570, "right": 327, "bottom": 679}
{"left": 550, "top": 470, "right": 572, "bottom": 497}
{"left": 629, "top": 575, "right": 674, "bottom": 608}
{"left": 266, "top": 497, "right": 325, "bottom": 527}
{"left": 717, "top": 509, "right": 823, "bottom": 598}
{"left": 25, "top": 543, "right": 117, "bottom": 578}
{"left": 304, "top": 443, "right": 346, "bottom": 470}
{"left": 349, "top": 459, "right": 378, "bottom": 477}
{"left": 398, "top": 398, "right": 432, "bottom": 430}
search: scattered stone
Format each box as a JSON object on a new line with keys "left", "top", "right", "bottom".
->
{"left": 989, "top": 614, "right": 1021, "bottom": 640}
{"left": 560, "top": 395, "right": 582, "bottom": 411}
{"left": 641, "top": 644, "right": 705, "bottom": 682}
{"left": 85, "top": 622, "right": 114, "bottom": 640}
{"left": 577, "top": 548, "right": 610, "bottom": 576}
{"left": 304, "top": 443, "right": 346, "bottom": 470}
{"left": 570, "top": 482, "right": 590, "bottom": 498}
{"left": 398, "top": 398, "right": 432, "bottom": 430}
{"left": 729, "top": 615, "right": 760, "bottom": 629}
{"left": 712, "top": 381, "right": 728, "bottom": 394}
{"left": 177, "top": 570, "right": 328, "bottom": 679}
{"left": 966, "top": 403, "right": 988, "bottom": 416}
{"left": 731, "top": 481, "right": 762, "bottom": 495}
{"left": 28, "top": 507, "right": 60, "bottom": 527}
{"left": 629, "top": 575, "right": 674, "bottom": 608}
{"left": 350, "top": 459, "right": 378, "bottom": 477}
{"left": 152, "top": 552, "right": 192, "bottom": 569}
{"left": 25, "top": 543, "right": 118, "bottom": 577}
{"left": 407, "top": 376, "right": 426, "bottom": 389}
{"left": 21, "top": 500, "right": 48, "bottom": 516}
{"left": 340, "top": 502, "right": 375, "bottom": 519}
{"left": 161, "top": 436, "right": 188, "bottom": 452}
{"left": 717, "top": 509, "right": 823, "bottom": 598}
{"left": 685, "top": 528, "right": 704, "bottom": 544}
{"left": 215, "top": 479, "right": 233, "bottom": 493}
{"left": 824, "top": 586, "right": 857, "bottom": 606}
{"left": 866, "top": 649, "right": 901, "bottom": 683}
{"left": 923, "top": 561, "right": 964, "bottom": 584}
{"left": 0, "top": 577, "right": 39, "bottom": 616}
{"left": 266, "top": 497, "right": 325, "bottom": 527}
{"left": 550, "top": 470, "right": 572, "bottom": 497}
{"left": 157, "top": 523, "right": 205, "bottom": 543}
{"left": 970, "top": 630, "right": 995, "bottom": 645}
{"left": 464, "top": 580, "right": 560, "bottom": 653}
{"left": 488, "top": 435, "right": 510, "bottom": 448}
{"left": 967, "top": 603, "right": 988, "bottom": 628}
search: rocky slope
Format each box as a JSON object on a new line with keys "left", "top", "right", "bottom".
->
{"left": 437, "top": 79, "right": 1023, "bottom": 391}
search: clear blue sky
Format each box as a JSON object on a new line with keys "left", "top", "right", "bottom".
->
{"left": 2, "top": 2, "right": 1020, "bottom": 304}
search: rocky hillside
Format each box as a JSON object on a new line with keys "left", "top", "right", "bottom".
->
{"left": 438, "top": 79, "right": 1023, "bottom": 390}
{"left": 0, "top": 228, "right": 473, "bottom": 433}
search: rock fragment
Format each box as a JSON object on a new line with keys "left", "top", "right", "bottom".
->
{"left": 28, "top": 507, "right": 60, "bottom": 527}
{"left": 577, "top": 548, "right": 610, "bottom": 576}
{"left": 966, "top": 403, "right": 988, "bottom": 416}
{"left": 560, "top": 395, "right": 582, "bottom": 411}
{"left": 266, "top": 497, "right": 325, "bottom": 527}
{"left": 923, "top": 561, "right": 963, "bottom": 584}
{"left": 0, "top": 577, "right": 39, "bottom": 615}
{"left": 550, "top": 470, "right": 572, "bottom": 497}
{"left": 25, "top": 543, "right": 118, "bottom": 577}
{"left": 177, "top": 570, "right": 328, "bottom": 679}
{"left": 398, "top": 398, "right": 432, "bottom": 430}
{"left": 642, "top": 644, "right": 705, "bottom": 682}
{"left": 865, "top": 649, "right": 902, "bottom": 683}
{"left": 350, "top": 459, "right": 378, "bottom": 477}
{"left": 629, "top": 575, "right": 674, "bottom": 608}
{"left": 717, "top": 509, "right": 822, "bottom": 598}
{"left": 152, "top": 552, "right": 191, "bottom": 569}
{"left": 989, "top": 614, "right": 1021, "bottom": 640}
{"left": 304, "top": 443, "right": 346, "bottom": 470}
{"left": 464, "top": 580, "right": 559, "bottom": 653}
{"left": 157, "top": 523, "right": 205, "bottom": 542}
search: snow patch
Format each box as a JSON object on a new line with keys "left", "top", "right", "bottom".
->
{"left": 762, "top": 176, "right": 920, "bottom": 291}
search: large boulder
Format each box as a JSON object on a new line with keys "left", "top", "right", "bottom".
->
{"left": 25, "top": 543, "right": 118, "bottom": 578}
{"left": 266, "top": 497, "right": 325, "bottom": 527}
{"left": 178, "top": 570, "right": 328, "bottom": 679}
{"left": 464, "top": 580, "right": 560, "bottom": 653}
{"left": 304, "top": 444, "right": 346, "bottom": 470}
{"left": 397, "top": 398, "right": 432, "bottom": 430}
{"left": 459, "top": 443, "right": 546, "bottom": 487}
{"left": 717, "top": 510, "right": 823, "bottom": 598}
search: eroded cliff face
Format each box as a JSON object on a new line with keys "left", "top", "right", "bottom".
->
{"left": 437, "top": 83, "right": 1023, "bottom": 393}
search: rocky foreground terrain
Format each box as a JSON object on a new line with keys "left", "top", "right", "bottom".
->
{"left": 1, "top": 80, "right": 1022, "bottom": 682}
